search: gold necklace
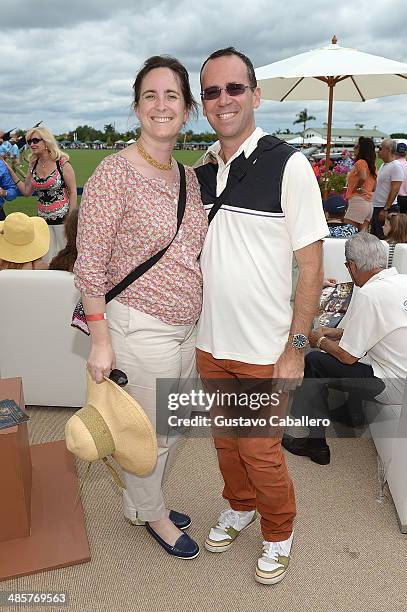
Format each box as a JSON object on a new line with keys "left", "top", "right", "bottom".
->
{"left": 136, "top": 140, "right": 173, "bottom": 171}
{"left": 39, "top": 156, "right": 50, "bottom": 169}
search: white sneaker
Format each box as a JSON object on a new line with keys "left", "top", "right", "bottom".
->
{"left": 255, "top": 532, "right": 293, "bottom": 584}
{"left": 205, "top": 508, "right": 257, "bottom": 553}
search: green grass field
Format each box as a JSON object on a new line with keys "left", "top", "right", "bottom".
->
{"left": 4, "top": 148, "right": 383, "bottom": 217}
{"left": 4, "top": 149, "right": 203, "bottom": 217}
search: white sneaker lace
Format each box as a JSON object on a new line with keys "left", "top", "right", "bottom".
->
{"left": 262, "top": 540, "right": 288, "bottom": 561}
{"left": 217, "top": 509, "right": 239, "bottom": 530}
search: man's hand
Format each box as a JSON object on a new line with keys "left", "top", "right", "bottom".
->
{"left": 0, "top": 187, "right": 6, "bottom": 198}
{"left": 309, "top": 328, "right": 324, "bottom": 349}
{"left": 378, "top": 208, "right": 388, "bottom": 223}
{"left": 273, "top": 347, "right": 305, "bottom": 392}
{"left": 309, "top": 326, "right": 343, "bottom": 348}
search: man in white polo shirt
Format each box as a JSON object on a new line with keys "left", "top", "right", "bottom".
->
{"left": 194, "top": 47, "right": 328, "bottom": 585}
{"left": 283, "top": 232, "right": 407, "bottom": 462}
{"left": 370, "top": 138, "right": 403, "bottom": 239}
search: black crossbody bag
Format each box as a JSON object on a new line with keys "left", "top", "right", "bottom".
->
{"left": 71, "top": 162, "right": 186, "bottom": 335}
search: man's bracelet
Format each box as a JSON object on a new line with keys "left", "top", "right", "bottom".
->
{"left": 316, "top": 335, "right": 327, "bottom": 350}
{"left": 15, "top": 179, "right": 22, "bottom": 185}
{"left": 85, "top": 313, "right": 107, "bottom": 322}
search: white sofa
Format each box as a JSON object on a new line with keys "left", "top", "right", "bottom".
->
{"left": 0, "top": 270, "right": 89, "bottom": 407}
{"left": 323, "top": 239, "right": 407, "bottom": 532}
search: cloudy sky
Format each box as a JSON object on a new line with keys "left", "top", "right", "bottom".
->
{"left": 1, "top": 0, "right": 407, "bottom": 137}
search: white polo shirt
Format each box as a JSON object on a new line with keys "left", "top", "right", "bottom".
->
{"left": 372, "top": 161, "right": 404, "bottom": 208}
{"left": 196, "top": 128, "right": 329, "bottom": 364}
{"left": 339, "top": 268, "right": 407, "bottom": 404}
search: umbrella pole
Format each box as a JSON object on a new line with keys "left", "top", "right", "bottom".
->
{"left": 323, "top": 79, "right": 335, "bottom": 200}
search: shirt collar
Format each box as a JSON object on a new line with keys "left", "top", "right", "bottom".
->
{"left": 364, "top": 267, "right": 398, "bottom": 286}
{"left": 203, "top": 127, "right": 267, "bottom": 168}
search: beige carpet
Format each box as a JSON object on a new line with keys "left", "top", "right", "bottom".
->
{"left": 2, "top": 406, "right": 406, "bottom": 612}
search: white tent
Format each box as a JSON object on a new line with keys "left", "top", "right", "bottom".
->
{"left": 305, "top": 135, "right": 327, "bottom": 145}
{"left": 286, "top": 136, "right": 305, "bottom": 144}
{"left": 126, "top": 138, "right": 136, "bottom": 144}
{"left": 287, "top": 135, "right": 326, "bottom": 145}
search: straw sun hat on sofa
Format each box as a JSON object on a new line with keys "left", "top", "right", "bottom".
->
{"left": 65, "top": 370, "right": 158, "bottom": 485}
{"left": 0, "top": 212, "right": 50, "bottom": 263}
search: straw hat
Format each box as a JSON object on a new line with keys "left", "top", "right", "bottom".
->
{"left": 0, "top": 212, "right": 50, "bottom": 263}
{"left": 65, "top": 371, "right": 158, "bottom": 478}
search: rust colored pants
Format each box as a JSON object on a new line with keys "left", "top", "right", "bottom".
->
{"left": 196, "top": 348, "right": 296, "bottom": 541}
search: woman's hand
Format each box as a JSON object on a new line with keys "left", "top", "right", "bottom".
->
{"left": 87, "top": 342, "right": 116, "bottom": 383}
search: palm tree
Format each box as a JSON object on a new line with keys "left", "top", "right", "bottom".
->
{"left": 293, "top": 108, "right": 316, "bottom": 142}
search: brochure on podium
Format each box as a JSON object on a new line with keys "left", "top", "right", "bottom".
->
{"left": 0, "top": 399, "right": 30, "bottom": 430}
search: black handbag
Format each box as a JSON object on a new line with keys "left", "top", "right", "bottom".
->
{"left": 71, "top": 162, "right": 186, "bottom": 335}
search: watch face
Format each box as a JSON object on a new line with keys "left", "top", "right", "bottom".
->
{"left": 292, "top": 334, "right": 308, "bottom": 349}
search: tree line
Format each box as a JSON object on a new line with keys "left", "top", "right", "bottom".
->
{"left": 55, "top": 124, "right": 217, "bottom": 145}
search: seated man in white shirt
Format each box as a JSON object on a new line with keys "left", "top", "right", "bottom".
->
{"left": 283, "top": 232, "right": 407, "bottom": 465}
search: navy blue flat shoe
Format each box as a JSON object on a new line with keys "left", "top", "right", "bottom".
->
{"left": 145, "top": 523, "right": 200, "bottom": 559}
{"left": 129, "top": 510, "right": 191, "bottom": 530}
{"left": 168, "top": 510, "right": 191, "bottom": 530}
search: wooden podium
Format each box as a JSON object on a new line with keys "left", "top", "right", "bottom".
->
{"left": 0, "top": 378, "right": 90, "bottom": 580}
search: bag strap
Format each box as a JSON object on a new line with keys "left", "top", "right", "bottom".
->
{"left": 207, "top": 135, "right": 285, "bottom": 225}
{"left": 105, "top": 161, "right": 186, "bottom": 304}
{"left": 56, "top": 159, "right": 65, "bottom": 182}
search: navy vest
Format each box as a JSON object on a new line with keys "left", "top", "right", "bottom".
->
{"left": 195, "top": 136, "right": 296, "bottom": 215}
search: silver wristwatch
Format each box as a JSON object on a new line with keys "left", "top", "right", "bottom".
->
{"left": 290, "top": 333, "right": 309, "bottom": 350}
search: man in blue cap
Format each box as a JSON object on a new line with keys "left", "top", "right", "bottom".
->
{"left": 324, "top": 194, "right": 358, "bottom": 238}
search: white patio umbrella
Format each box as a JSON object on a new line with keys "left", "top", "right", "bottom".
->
{"left": 256, "top": 36, "right": 407, "bottom": 196}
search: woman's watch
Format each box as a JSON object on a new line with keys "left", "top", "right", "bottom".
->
{"left": 289, "top": 333, "right": 309, "bottom": 350}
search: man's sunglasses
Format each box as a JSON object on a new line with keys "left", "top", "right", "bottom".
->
{"left": 200, "top": 83, "right": 255, "bottom": 101}
{"left": 27, "top": 137, "right": 43, "bottom": 145}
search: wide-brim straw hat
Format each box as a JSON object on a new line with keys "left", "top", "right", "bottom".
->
{"left": 65, "top": 371, "right": 158, "bottom": 477}
{"left": 0, "top": 212, "right": 50, "bottom": 263}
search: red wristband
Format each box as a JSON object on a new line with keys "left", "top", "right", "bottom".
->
{"left": 85, "top": 313, "right": 106, "bottom": 322}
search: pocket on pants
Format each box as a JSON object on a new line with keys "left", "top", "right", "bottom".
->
{"left": 106, "top": 300, "right": 131, "bottom": 336}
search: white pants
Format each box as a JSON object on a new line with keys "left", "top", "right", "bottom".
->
{"left": 106, "top": 300, "right": 197, "bottom": 521}
{"left": 43, "top": 224, "right": 66, "bottom": 263}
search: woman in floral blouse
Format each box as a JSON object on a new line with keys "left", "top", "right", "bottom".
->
{"left": 74, "top": 56, "right": 207, "bottom": 560}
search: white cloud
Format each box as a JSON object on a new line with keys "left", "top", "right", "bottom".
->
{"left": 1, "top": 0, "right": 407, "bottom": 136}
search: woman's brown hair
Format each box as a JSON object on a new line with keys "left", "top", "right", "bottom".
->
{"left": 49, "top": 209, "right": 79, "bottom": 273}
{"left": 0, "top": 260, "right": 25, "bottom": 270}
{"left": 386, "top": 213, "right": 407, "bottom": 244}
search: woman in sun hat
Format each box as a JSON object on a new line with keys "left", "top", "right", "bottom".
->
{"left": 73, "top": 56, "right": 207, "bottom": 560}
{"left": 0, "top": 211, "right": 50, "bottom": 270}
